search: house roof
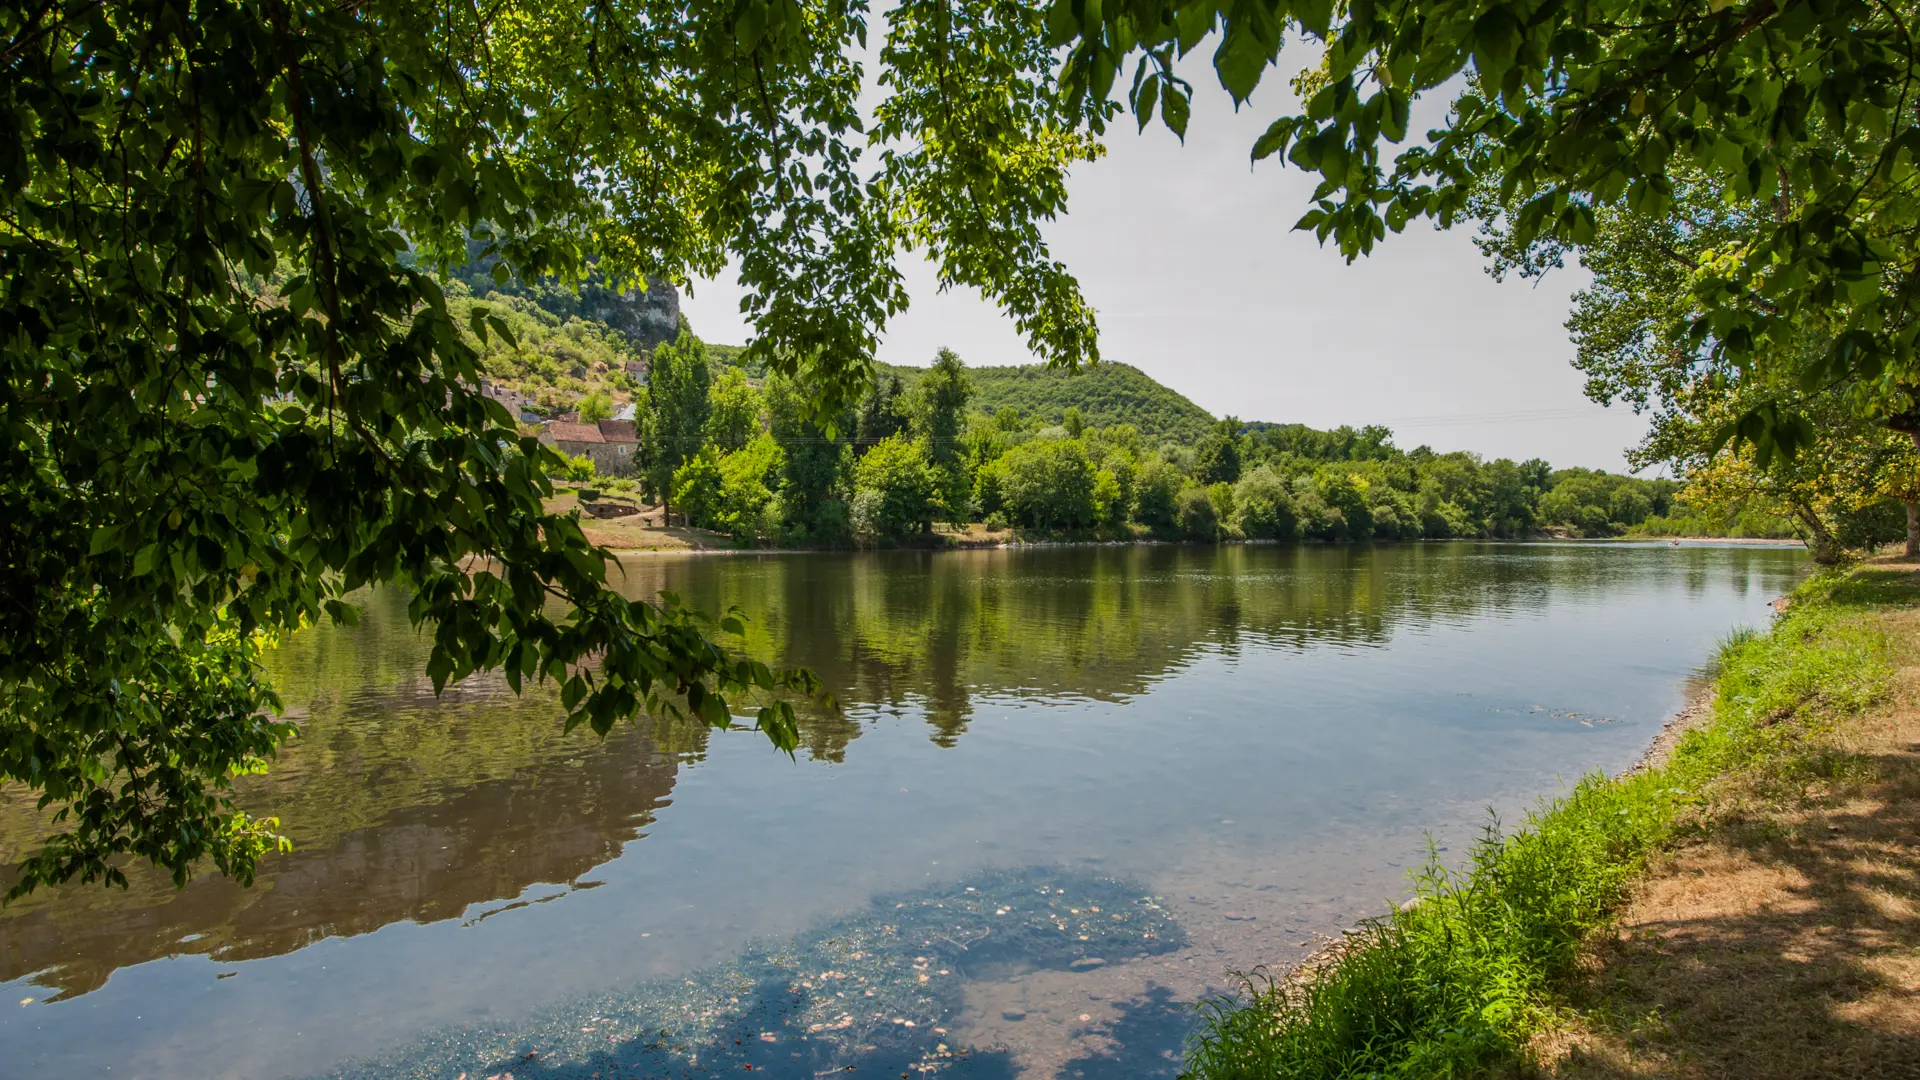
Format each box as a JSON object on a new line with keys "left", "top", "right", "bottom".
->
{"left": 545, "top": 421, "right": 604, "bottom": 443}
{"left": 596, "top": 419, "right": 639, "bottom": 443}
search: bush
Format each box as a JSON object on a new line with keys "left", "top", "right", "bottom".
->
{"left": 1314, "top": 470, "right": 1373, "bottom": 540}
{"left": 1232, "top": 465, "right": 1299, "bottom": 539}
{"left": 1609, "top": 485, "right": 1652, "bottom": 526}
{"left": 1176, "top": 486, "right": 1218, "bottom": 540}
{"left": 1295, "top": 485, "right": 1348, "bottom": 541}
{"left": 787, "top": 497, "right": 851, "bottom": 547}
{"left": 1132, "top": 458, "right": 1183, "bottom": 533}
{"left": 998, "top": 438, "right": 1101, "bottom": 530}
{"left": 1369, "top": 487, "right": 1416, "bottom": 540}
{"left": 561, "top": 452, "right": 596, "bottom": 482}
{"left": 670, "top": 448, "right": 724, "bottom": 526}
{"left": 578, "top": 486, "right": 602, "bottom": 502}
{"left": 710, "top": 433, "right": 786, "bottom": 541}
{"left": 851, "top": 435, "right": 940, "bottom": 541}
{"left": 1575, "top": 503, "right": 1613, "bottom": 537}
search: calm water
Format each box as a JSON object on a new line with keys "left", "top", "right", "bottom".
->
{"left": 0, "top": 542, "right": 1805, "bottom": 1079}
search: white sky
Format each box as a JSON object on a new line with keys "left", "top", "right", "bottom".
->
{"left": 681, "top": 49, "right": 1653, "bottom": 473}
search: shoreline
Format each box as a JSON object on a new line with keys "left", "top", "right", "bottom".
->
{"left": 1181, "top": 561, "right": 1916, "bottom": 1078}
{"left": 1276, "top": 680, "right": 1727, "bottom": 991}
{"left": 596, "top": 534, "right": 1810, "bottom": 558}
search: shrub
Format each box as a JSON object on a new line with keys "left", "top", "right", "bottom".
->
{"left": 998, "top": 438, "right": 1101, "bottom": 530}
{"left": 670, "top": 448, "right": 724, "bottom": 527}
{"left": 577, "top": 390, "right": 614, "bottom": 423}
{"left": 1295, "top": 485, "right": 1348, "bottom": 541}
{"left": 1132, "top": 458, "right": 1183, "bottom": 533}
{"left": 1177, "top": 486, "right": 1218, "bottom": 540}
{"left": 1232, "top": 465, "right": 1298, "bottom": 539}
{"left": 852, "top": 435, "right": 940, "bottom": 541}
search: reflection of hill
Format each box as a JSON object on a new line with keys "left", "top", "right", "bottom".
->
{"left": 0, "top": 597, "right": 688, "bottom": 1000}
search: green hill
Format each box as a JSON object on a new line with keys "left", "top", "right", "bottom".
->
{"left": 884, "top": 361, "right": 1216, "bottom": 444}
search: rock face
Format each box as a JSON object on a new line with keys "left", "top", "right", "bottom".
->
{"left": 578, "top": 277, "right": 681, "bottom": 349}
{"left": 453, "top": 247, "right": 683, "bottom": 349}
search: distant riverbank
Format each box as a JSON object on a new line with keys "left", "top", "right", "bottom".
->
{"left": 553, "top": 492, "right": 1814, "bottom": 556}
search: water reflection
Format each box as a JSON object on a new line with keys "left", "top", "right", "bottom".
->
{"left": 0, "top": 598, "right": 691, "bottom": 1000}
{"left": 0, "top": 541, "right": 1807, "bottom": 1080}
{"left": 604, "top": 543, "right": 1729, "bottom": 751}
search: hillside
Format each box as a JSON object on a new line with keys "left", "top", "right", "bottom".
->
{"left": 884, "top": 361, "right": 1215, "bottom": 445}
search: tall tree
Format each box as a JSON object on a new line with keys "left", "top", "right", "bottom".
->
{"left": 706, "top": 368, "right": 764, "bottom": 453}
{"left": 914, "top": 349, "right": 975, "bottom": 523}
{"left": 857, "top": 373, "right": 912, "bottom": 449}
{"left": 1195, "top": 418, "right": 1244, "bottom": 484}
{"left": 915, "top": 350, "right": 975, "bottom": 466}
{"left": 1, "top": 1, "right": 1101, "bottom": 896}
{"left": 647, "top": 333, "right": 713, "bottom": 523}
{"left": 765, "top": 373, "right": 855, "bottom": 543}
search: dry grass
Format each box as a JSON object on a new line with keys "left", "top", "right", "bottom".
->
{"left": 1528, "top": 562, "right": 1920, "bottom": 1080}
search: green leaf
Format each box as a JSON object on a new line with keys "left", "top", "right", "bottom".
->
{"left": 1212, "top": 4, "right": 1281, "bottom": 105}
{"left": 1135, "top": 72, "right": 1160, "bottom": 133}
{"left": 1161, "top": 84, "right": 1191, "bottom": 140}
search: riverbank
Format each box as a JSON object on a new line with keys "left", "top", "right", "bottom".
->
{"left": 1181, "top": 556, "right": 1919, "bottom": 1080}
{"left": 553, "top": 495, "right": 1815, "bottom": 555}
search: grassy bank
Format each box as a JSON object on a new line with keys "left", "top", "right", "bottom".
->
{"left": 1181, "top": 561, "right": 1913, "bottom": 1080}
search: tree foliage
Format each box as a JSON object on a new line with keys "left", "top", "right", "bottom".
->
{"left": 851, "top": 435, "right": 942, "bottom": 541}
{"left": 891, "top": 361, "right": 1215, "bottom": 444}
{"left": 1046, "top": 0, "right": 1920, "bottom": 458}
{"left": 645, "top": 332, "right": 713, "bottom": 517}
{"left": 706, "top": 368, "right": 764, "bottom": 453}
{"left": 1, "top": 0, "right": 1102, "bottom": 896}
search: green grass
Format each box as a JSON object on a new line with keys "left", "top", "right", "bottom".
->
{"left": 1179, "top": 566, "right": 1908, "bottom": 1080}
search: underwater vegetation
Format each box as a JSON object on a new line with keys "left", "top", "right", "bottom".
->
{"left": 323, "top": 866, "right": 1186, "bottom": 1079}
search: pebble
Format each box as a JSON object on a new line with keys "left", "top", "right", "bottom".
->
{"left": 1000, "top": 1011, "right": 1026, "bottom": 1022}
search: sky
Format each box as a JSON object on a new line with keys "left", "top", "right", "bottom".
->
{"left": 679, "top": 51, "right": 1655, "bottom": 473}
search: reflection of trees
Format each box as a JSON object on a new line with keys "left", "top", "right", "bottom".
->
{"left": 609, "top": 542, "right": 1742, "bottom": 756}
{"left": 0, "top": 595, "right": 687, "bottom": 999}
{"left": 0, "top": 542, "right": 1796, "bottom": 1001}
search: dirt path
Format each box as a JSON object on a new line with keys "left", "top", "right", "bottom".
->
{"left": 1531, "top": 562, "right": 1920, "bottom": 1079}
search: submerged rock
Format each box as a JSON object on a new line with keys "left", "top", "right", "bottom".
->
{"left": 320, "top": 867, "right": 1184, "bottom": 1080}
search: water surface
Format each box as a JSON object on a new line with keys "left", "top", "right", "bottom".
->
{"left": 0, "top": 542, "right": 1806, "bottom": 1078}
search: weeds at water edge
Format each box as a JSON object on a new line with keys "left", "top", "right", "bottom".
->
{"left": 1179, "top": 567, "right": 1904, "bottom": 1080}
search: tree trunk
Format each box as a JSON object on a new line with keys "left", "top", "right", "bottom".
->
{"left": 1909, "top": 431, "right": 1920, "bottom": 559}
{"left": 1794, "top": 505, "right": 1841, "bottom": 564}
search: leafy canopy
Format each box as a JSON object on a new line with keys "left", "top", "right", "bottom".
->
{"left": 0, "top": 0, "right": 1100, "bottom": 897}
{"left": 1043, "top": 0, "right": 1920, "bottom": 458}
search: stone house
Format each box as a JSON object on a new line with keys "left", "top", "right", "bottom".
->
{"left": 540, "top": 419, "right": 641, "bottom": 477}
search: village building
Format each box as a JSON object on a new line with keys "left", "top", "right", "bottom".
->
{"left": 478, "top": 379, "right": 543, "bottom": 422}
{"left": 538, "top": 418, "right": 641, "bottom": 476}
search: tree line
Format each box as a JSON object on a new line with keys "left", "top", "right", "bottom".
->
{"left": 599, "top": 338, "right": 1690, "bottom": 547}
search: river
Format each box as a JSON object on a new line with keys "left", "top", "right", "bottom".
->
{"left": 0, "top": 541, "right": 1806, "bottom": 1079}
